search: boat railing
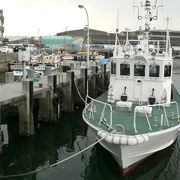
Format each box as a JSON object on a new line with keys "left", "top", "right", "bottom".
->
{"left": 85, "top": 95, "right": 113, "bottom": 130}
{"left": 134, "top": 101, "right": 180, "bottom": 134}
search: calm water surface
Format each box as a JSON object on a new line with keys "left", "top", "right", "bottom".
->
{"left": 0, "top": 106, "right": 180, "bottom": 180}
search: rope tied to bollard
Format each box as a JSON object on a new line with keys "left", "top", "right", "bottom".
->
{"left": 0, "top": 129, "right": 116, "bottom": 179}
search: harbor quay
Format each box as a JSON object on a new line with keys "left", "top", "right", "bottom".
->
{"left": 0, "top": 63, "right": 109, "bottom": 154}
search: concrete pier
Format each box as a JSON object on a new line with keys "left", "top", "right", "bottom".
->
{"left": 18, "top": 79, "right": 34, "bottom": 136}
{"left": 0, "top": 62, "right": 110, "bottom": 138}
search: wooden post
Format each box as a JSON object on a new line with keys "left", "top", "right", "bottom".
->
{"left": 90, "top": 65, "right": 97, "bottom": 98}
{"left": 100, "top": 64, "right": 106, "bottom": 91}
{"left": 80, "top": 68, "right": 87, "bottom": 98}
{"left": 64, "top": 71, "right": 74, "bottom": 112}
{"left": 19, "top": 79, "right": 34, "bottom": 136}
{"left": 38, "top": 74, "right": 60, "bottom": 122}
{"left": 4, "top": 72, "right": 14, "bottom": 83}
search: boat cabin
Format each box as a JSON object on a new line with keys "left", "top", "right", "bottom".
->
{"left": 108, "top": 34, "right": 173, "bottom": 105}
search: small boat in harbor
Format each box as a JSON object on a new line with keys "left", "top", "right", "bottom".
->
{"left": 82, "top": 0, "right": 180, "bottom": 176}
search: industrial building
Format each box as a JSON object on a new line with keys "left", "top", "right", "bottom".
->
{"left": 57, "top": 28, "right": 180, "bottom": 55}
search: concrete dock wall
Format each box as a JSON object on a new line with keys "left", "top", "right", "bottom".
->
{"left": 0, "top": 64, "right": 109, "bottom": 140}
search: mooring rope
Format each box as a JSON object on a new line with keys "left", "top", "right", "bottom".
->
{"left": 74, "top": 77, "right": 86, "bottom": 104}
{"left": 0, "top": 129, "right": 116, "bottom": 179}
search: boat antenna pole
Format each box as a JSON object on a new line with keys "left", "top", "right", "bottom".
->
{"left": 165, "top": 17, "right": 171, "bottom": 58}
{"left": 114, "top": 9, "right": 119, "bottom": 56}
{"left": 125, "top": 28, "right": 129, "bottom": 45}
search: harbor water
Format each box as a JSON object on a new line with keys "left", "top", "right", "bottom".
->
{"left": 0, "top": 105, "right": 180, "bottom": 180}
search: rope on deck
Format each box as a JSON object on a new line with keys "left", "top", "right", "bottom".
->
{"left": 0, "top": 129, "right": 116, "bottom": 179}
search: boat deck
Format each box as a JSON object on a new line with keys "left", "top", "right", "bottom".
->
{"left": 83, "top": 87, "right": 180, "bottom": 135}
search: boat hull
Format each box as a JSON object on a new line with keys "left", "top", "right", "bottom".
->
{"left": 85, "top": 118, "right": 180, "bottom": 175}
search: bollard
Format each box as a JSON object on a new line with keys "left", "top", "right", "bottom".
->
{"left": 4, "top": 72, "right": 14, "bottom": 83}
{"left": 19, "top": 79, "right": 34, "bottom": 136}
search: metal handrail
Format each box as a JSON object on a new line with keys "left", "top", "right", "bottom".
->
{"left": 133, "top": 101, "right": 179, "bottom": 133}
{"left": 134, "top": 106, "right": 152, "bottom": 133}
{"left": 85, "top": 95, "right": 113, "bottom": 129}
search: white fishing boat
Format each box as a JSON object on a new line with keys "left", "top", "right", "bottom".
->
{"left": 82, "top": 0, "right": 180, "bottom": 176}
{"left": 32, "top": 54, "right": 62, "bottom": 75}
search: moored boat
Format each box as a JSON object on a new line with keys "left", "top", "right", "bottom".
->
{"left": 82, "top": 0, "right": 180, "bottom": 176}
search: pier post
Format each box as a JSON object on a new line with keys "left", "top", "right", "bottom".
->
{"left": 103, "top": 64, "right": 106, "bottom": 90}
{"left": 80, "top": 68, "right": 87, "bottom": 98}
{"left": 45, "top": 66, "right": 52, "bottom": 75}
{"left": 100, "top": 64, "right": 106, "bottom": 90}
{"left": 90, "top": 65, "right": 97, "bottom": 98}
{"left": 0, "top": 106, "right": 2, "bottom": 154}
{"left": 38, "top": 74, "right": 60, "bottom": 122}
{"left": 62, "top": 71, "right": 74, "bottom": 112}
{"left": 4, "top": 72, "right": 14, "bottom": 83}
{"left": 27, "top": 69, "right": 35, "bottom": 79}
{"left": 19, "top": 79, "right": 34, "bottom": 136}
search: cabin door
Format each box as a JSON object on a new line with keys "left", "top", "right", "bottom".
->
{"left": 134, "top": 79, "right": 143, "bottom": 100}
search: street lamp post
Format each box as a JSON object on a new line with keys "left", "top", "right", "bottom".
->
{"left": 78, "top": 4, "right": 89, "bottom": 69}
{"left": 107, "top": 33, "right": 110, "bottom": 58}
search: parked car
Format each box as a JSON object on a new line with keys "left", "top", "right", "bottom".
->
{"left": 0, "top": 46, "right": 13, "bottom": 53}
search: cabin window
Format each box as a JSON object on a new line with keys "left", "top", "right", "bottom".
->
{"left": 164, "top": 65, "right": 171, "bottom": 77}
{"left": 120, "top": 64, "right": 130, "bottom": 76}
{"left": 149, "top": 65, "right": 160, "bottom": 77}
{"left": 111, "top": 62, "right": 116, "bottom": 74}
{"left": 134, "top": 64, "right": 145, "bottom": 76}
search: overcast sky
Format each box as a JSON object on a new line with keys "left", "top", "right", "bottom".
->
{"left": 1, "top": 0, "right": 180, "bottom": 36}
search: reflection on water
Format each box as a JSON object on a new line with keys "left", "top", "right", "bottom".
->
{"left": 0, "top": 107, "right": 180, "bottom": 180}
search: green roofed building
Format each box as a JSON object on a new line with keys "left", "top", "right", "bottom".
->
{"left": 40, "top": 36, "right": 73, "bottom": 49}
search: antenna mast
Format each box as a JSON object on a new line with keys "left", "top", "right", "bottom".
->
{"left": 114, "top": 10, "right": 119, "bottom": 56}
{"left": 133, "top": 0, "right": 163, "bottom": 32}
{"left": 165, "top": 17, "right": 171, "bottom": 58}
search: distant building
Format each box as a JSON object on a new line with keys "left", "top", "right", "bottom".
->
{"left": 0, "top": 10, "right": 4, "bottom": 44}
{"left": 57, "top": 29, "right": 116, "bottom": 45}
{"left": 57, "top": 28, "right": 180, "bottom": 48}
{"left": 39, "top": 35, "right": 73, "bottom": 49}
